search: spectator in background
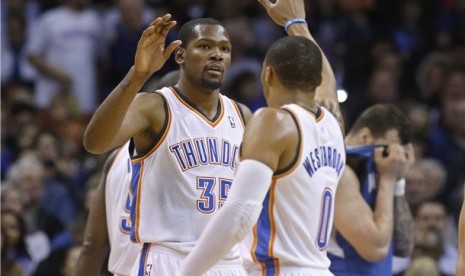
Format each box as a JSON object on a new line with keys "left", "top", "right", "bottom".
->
{"left": 26, "top": 0, "right": 104, "bottom": 114}
{"left": 1, "top": 12, "right": 36, "bottom": 89}
{"left": 404, "top": 256, "right": 440, "bottom": 276}
{"left": 1, "top": 210, "right": 37, "bottom": 275}
{"left": 428, "top": 67, "right": 465, "bottom": 221}
{"left": 396, "top": 201, "right": 457, "bottom": 276}
{"left": 105, "top": 0, "right": 152, "bottom": 90}
{"left": 404, "top": 159, "right": 446, "bottom": 215}
{"left": 7, "top": 153, "right": 75, "bottom": 246}
{"left": 1, "top": 222, "right": 25, "bottom": 276}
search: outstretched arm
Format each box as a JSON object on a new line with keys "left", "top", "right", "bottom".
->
{"left": 83, "top": 14, "right": 181, "bottom": 154}
{"left": 457, "top": 183, "right": 465, "bottom": 276}
{"left": 73, "top": 150, "right": 118, "bottom": 276}
{"left": 258, "top": 0, "right": 344, "bottom": 133}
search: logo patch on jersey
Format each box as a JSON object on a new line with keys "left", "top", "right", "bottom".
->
{"left": 145, "top": 264, "right": 152, "bottom": 276}
{"left": 228, "top": 116, "right": 236, "bottom": 128}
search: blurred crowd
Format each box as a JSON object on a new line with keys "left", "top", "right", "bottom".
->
{"left": 1, "top": 0, "right": 464, "bottom": 275}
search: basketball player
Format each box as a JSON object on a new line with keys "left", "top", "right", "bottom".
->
{"left": 73, "top": 72, "right": 180, "bottom": 276}
{"left": 327, "top": 104, "right": 415, "bottom": 276}
{"left": 457, "top": 183, "right": 465, "bottom": 276}
{"left": 177, "top": 0, "right": 345, "bottom": 275}
{"left": 83, "top": 14, "right": 254, "bottom": 275}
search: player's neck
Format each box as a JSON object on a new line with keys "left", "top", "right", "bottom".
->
{"left": 176, "top": 81, "right": 220, "bottom": 119}
{"left": 269, "top": 88, "right": 316, "bottom": 110}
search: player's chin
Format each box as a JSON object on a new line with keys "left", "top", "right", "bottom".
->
{"left": 202, "top": 78, "right": 222, "bottom": 90}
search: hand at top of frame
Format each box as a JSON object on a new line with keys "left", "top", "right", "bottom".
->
{"left": 134, "top": 14, "right": 182, "bottom": 80}
{"left": 257, "top": 0, "right": 306, "bottom": 26}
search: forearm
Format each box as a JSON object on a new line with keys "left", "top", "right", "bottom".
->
{"left": 287, "top": 24, "right": 337, "bottom": 102}
{"left": 286, "top": 24, "right": 343, "bottom": 132}
{"left": 393, "top": 195, "right": 415, "bottom": 257}
{"left": 83, "top": 67, "right": 146, "bottom": 153}
{"left": 73, "top": 242, "right": 108, "bottom": 276}
{"left": 457, "top": 200, "right": 465, "bottom": 276}
{"left": 179, "top": 160, "right": 272, "bottom": 275}
{"left": 372, "top": 177, "right": 396, "bottom": 250}
{"left": 73, "top": 169, "right": 110, "bottom": 276}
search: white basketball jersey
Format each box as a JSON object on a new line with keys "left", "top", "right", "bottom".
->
{"left": 129, "top": 87, "right": 245, "bottom": 259}
{"left": 105, "top": 142, "right": 142, "bottom": 275}
{"left": 242, "top": 104, "right": 345, "bottom": 274}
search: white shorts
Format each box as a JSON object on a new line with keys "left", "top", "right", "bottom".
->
{"left": 130, "top": 243, "right": 247, "bottom": 276}
{"left": 247, "top": 265, "right": 334, "bottom": 276}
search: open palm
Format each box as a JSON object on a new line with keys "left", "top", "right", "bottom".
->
{"left": 134, "top": 14, "right": 182, "bottom": 79}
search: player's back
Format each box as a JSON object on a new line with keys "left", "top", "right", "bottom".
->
{"left": 242, "top": 104, "right": 345, "bottom": 275}
{"left": 105, "top": 142, "right": 141, "bottom": 275}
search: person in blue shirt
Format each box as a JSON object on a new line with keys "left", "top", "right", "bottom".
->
{"left": 327, "top": 104, "right": 415, "bottom": 276}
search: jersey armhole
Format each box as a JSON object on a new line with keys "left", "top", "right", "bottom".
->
{"left": 273, "top": 108, "right": 302, "bottom": 177}
{"left": 231, "top": 100, "right": 246, "bottom": 128}
{"left": 130, "top": 92, "right": 171, "bottom": 161}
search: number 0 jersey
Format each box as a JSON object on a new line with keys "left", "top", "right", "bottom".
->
{"left": 129, "top": 87, "right": 245, "bottom": 259}
{"left": 242, "top": 104, "right": 345, "bottom": 275}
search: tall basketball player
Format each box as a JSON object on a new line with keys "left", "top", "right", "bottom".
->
{"left": 178, "top": 0, "right": 345, "bottom": 275}
{"left": 74, "top": 72, "right": 180, "bottom": 276}
{"left": 83, "top": 13, "right": 253, "bottom": 275}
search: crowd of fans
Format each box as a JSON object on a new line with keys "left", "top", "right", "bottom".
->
{"left": 1, "top": 0, "right": 464, "bottom": 275}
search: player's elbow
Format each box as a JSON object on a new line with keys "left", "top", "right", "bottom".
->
{"left": 83, "top": 131, "right": 106, "bottom": 154}
{"left": 358, "top": 244, "right": 390, "bottom": 262}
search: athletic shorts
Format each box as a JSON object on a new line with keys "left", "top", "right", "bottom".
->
{"left": 247, "top": 265, "right": 334, "bottom": 276}
{"left": 130, "top": 243, "right": 247, "bottom": 276}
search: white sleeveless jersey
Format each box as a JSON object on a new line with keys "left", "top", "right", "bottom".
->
{"left": 105, "top": 142, "right": 141, "bottom": 276}
{"left": 129, "top": 87, "right": 245, "bottom": 259}
{"left": 242, "top": 104, "right": 345, "bottom": 274}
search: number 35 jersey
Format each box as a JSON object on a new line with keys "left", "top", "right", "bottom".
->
{"left": 129, "top": 86, "right": 245, "bottom": 257}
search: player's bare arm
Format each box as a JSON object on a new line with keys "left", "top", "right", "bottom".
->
{"left": 334, "top": 145, "right": 407, "bottom": 262}
{"left": 73, "top": 150, "right": 117, "bottom": 276}
{"left": 393, "top": 143, "right": 415, "bottom": 257}
{"left": 83, "top": 14, "right": 181, "bottom": 154}
{"left": 241, "top": 107, "right": 298, "bottom": 171}
{"left": 457, "top": 183, "right": 465, "bottom": 276}
{"left": 235, "top": 102, "right": 253, "bottom": 125}
{"left": 258, "top": 0, "right": 344, "bottom": 133}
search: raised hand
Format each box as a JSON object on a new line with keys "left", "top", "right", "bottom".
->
{"left": 134, "top": 14, "right": 182, "bottom": 79}
{"left": 257, "top": 0, "right": 306, "bottom": 26}
{"left": 374, "top": 144, "right": 408, "bottom": 182}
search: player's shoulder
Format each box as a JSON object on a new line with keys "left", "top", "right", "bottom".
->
{"left": 246, "top": 107, "right": 297, "bottom": 138}
{"left": 134, "top": 91, "right": 167, "bottom": 111}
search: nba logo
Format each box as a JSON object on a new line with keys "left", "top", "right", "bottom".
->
{"left": 145, "top": 264, "right": 152, "bottom": 276}
{"left": 228, "top": 116, "right": 236, "bottom": 128}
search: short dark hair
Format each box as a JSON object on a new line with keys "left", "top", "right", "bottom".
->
{"left": 177, "top": 18, "right": 224, "bottom": 47}
{"left": 349, "top": 104, "right": 410, "bottom": 144}
{"left": 265, "top": 36, "right": 322, "bottom": 91}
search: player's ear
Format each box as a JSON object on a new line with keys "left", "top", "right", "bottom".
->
{"left": 264, "top": 65, "right": 272, "bottom": 85}
{"left": 358, "top": 127, "right": 374, "bottom": 145}
{"left": 175, "top": 48, "right": 185, "bottom": 65}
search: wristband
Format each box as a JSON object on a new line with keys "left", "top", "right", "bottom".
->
{"left": 284, "top": 18, "right": 307, "bottom": 32}
{"left": 394, "top": 178, "right": 406, "bottom": 197}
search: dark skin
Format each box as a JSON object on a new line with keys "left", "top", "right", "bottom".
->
{"left": 83, "top": 14, "right": 251, "bottom": 155}
{"left": 72, "top": 150, "right": 116, "bottom": 276}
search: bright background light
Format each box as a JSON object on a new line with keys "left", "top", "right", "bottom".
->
{"left": 337, "top": 89, "right": 348, "bottom": 103}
